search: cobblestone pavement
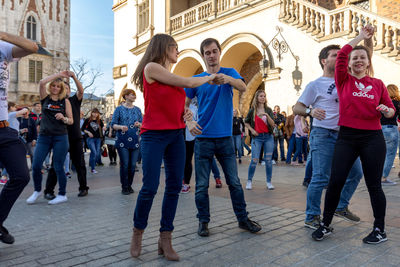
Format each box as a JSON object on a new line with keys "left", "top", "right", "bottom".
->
{"left": 1, "top": 155, "right": 400, "bottom": 266}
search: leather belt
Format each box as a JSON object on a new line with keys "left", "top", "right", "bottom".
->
{"left": 0, "top": 120, "right": 10, "bottom": 128}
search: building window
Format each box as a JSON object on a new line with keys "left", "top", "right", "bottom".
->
{"left": 138, "top": 0, "right": 149, "bottom": 34}
{"left": 113, "top": 64, "right": 128, "bottom": 79}
{"left": 29, "top": 60, "right": 42, "bottom": 83}
{"left": 26, "top": 16, "right": 37, "bottom": 41}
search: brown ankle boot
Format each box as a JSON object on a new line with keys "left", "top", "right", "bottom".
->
{"left": 130, "top": 227, "right": 144, "bottom": 258}
{"left": 158, "top": 231, "right": 180, "bottom": 261}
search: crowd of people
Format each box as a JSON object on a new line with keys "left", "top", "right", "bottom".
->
{"left": 0, "top": 24, "right": 399, "bottom": 261}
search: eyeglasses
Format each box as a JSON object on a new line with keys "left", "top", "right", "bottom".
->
{"left": 168, "top": 43, "right": 179, "bottom": 51}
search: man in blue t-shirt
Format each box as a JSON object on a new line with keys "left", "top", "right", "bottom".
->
{"left": 185, "top": 38, "right": 261, "bottom": 237}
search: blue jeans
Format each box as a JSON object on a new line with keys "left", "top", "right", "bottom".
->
{"left": 286, "top": 134, "right": 296, "bottom": 164}
{"left": 232, "top": 134, "right": 242, "bottom": 159}
{"left": 86, "top": 137, "right": 101, "bottom": 170}
{"left": 133, "top": 130, "right": 184, "bottom": 232}
{"left": 293, "top": 136, "right": 308, "bottom": 163}
{"left": 117, "top": 147, "right": 139, "bottom": 190}
{"left": 32, "top": 134, "right": 69, "bottom": 195}
{"left": 241, "top": 135, "right": 251, "bottom": 155}
{"left": 305, "top": 127, "right": 363, "bottom": 221}
{"left": 211, "top": 157, "right": 220, "bottom": 179}
{"left": 382, "top": 125, "right": 398, "bottom": 178}
{"left": 195, "top": 137, "right": 248, "bottom": 223}
{"left": 304, "top": 152, "right": 312, "bottom": 183}
{"left": 248, "top": 133, "right": 274, "bottom": 183}
{"left": 273, "top": 136, "right": 285, "bottom": 161}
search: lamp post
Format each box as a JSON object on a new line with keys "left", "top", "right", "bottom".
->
{"left": 260, "top": 27, "right": 303, "bottom": 93}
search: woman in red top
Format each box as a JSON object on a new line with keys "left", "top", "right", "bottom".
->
{"left": 244, "top": 90, "right": 275, "bottom": 190}
{"left": 130, "top": 34, "right": 215, "bottom": 261}
{"left": 313, "top": 25, "right": 395, "bottom": 244}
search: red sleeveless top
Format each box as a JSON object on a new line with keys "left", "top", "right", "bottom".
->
{"left": 141, "top": 74, "right": 186, "bottom": 133}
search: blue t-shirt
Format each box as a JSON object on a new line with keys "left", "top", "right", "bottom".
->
{"left": 111, "top": 105, "right": 142, "bottom": 149}
{"left": 185, "top": 67, "right": 243, "bottom": 138}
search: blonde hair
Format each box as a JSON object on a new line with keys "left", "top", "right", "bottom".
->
{"left": 250, "top": 90, "right": 269, "bottom": 121}
{"left": 387, "top": 84, "right": 400, "bottom": 101}
{"left": 233, "top": 108, "right": 241, "bottom": 117}
{"left": 45, "top": 78, "right": 67, "bottom": 100}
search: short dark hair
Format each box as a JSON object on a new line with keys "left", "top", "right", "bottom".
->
{"left": 200, "top": 38, "right": 221, "bottom": 56}
{"left": 33, "top": 102, "right": 40, "bottom": 106}
{"left": 318, "top": 45, "right": 340, "bottom": 70}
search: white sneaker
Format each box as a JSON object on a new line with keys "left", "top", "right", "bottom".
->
{"left": 26, "top": 191, "right": 41, "bottom": 204}
{"left": 271, "top": 160, "right": 276, "bottom": 165}
{"left": 261, "top": 161, "right": 266, "bottom": 166}
{"left": 267, "top": 182, "right": 275, "bottom": 190}
{"left": 48, "top": 195, "right": 68, "bottom": 205}
{"left": 246, "top": 180, "right": 252, "bottom": 190}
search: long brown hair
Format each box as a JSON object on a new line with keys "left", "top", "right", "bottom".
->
{"left": 387, "top": 84, "right": 400, "bottom": 101}
{"left": 250, "top": 90, "right": 269, "bottom": 121}
{"left": 131, "top": 34, "right": 177, "bottom": 92}
{"left": 349, "top": 45, "right": 374, "bottom": 77}
{"left": 88, "top": 108, "right": 101, "bottom": 125}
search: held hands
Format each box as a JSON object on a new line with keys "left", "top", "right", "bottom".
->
{"left": 310, "top": 108, "right": 326, "bottom": 120}
{"left": 183, "top": 108, "right": 193, "bottom": 121}
{"left": 359, "top": 24, "right": 374, "bottom": 40}
{"left": 187, "top": 120, "right": 202, "bottom": 136}
{"left": 211, "top": 74, "right": 231, "bottom": 85}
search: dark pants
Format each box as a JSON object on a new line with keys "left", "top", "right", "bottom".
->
{"left": 107, "top": 144, "right": 117, "bottom": 162}
{"left": 273, "top": 136, "right": 285, "bottom": 161}
{"left": 134, "top": 129, "right": 185, "bottom": 232}
{"left": 117, "top": 147, "right": 139, "bottom": 190}
{"left": 45, "top": 138, "right": 88, "bottom": 194}
{"left": 194, "top": 137, "right": 248, "bottom": 223}
{"left": 322, "top": 127, "right": 386, "bottom": 231}
{"left": 0, "top": 128, "right": 30, "bottom": 224}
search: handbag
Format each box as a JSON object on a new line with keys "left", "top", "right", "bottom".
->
{"left": 101, "top": 146, "right": 108, "bottom": 157}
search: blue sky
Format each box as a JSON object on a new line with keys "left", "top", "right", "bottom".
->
{"left": 70, "top": 0, "right": 114, "bottom": 96}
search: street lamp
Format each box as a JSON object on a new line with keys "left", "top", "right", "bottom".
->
{"left": 292, "top": 57, "right": 302, "bottom": 95}
{"left": 259, "top": 46, "right": 269, "bottom": 80}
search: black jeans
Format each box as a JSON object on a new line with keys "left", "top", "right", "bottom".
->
{"left": 322, "top": 127, "right": 386, "bottom": 231}
{"left": 0, "top": 127, "right": 30, "bottom": 224}
{"left": 107, "top": 144, "right": 117, "bottom": 162}
{"left": 183, "top": 140, "right": 195, "bottom": 185}
{"left": 45, "top": 138, "right": 88, "bottom": 194}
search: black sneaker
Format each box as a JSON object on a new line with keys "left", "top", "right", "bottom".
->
{"left": 44, "top": 193, "right": 56, "bottom": 200}
{"left": 0, "top": 226, "right": 14, "bottom": 244}
{"left": 128, "top": 187, "right": 134, "bottom": 194}
{"left": 312, "top": 224, "right": 333, "bottom": 241}
{"left": 362, "top": 228, "right": 387, "bottom": 244}
{"left": 121, "top": 188, "right": 130, "bottom": 195}
{"left": 77, "top": 190, "right": 88, "bottom": 197}
{"left": 238, "top": 218, "right": 262, "bottom": 233}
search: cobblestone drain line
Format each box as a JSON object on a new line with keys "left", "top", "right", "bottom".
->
{"left": 0, "top": 186, "right": 399, "bottom": 266}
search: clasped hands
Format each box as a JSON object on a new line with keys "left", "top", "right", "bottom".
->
{"left": 208, "top": 73, "right": 231, "bottom": 85}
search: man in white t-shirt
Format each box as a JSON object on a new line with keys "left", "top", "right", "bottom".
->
{"left": 0, "top": 31, "right": 38, "bottom": 244}
{"left": 293, "top": 44, "right": 363, "bottom": 229}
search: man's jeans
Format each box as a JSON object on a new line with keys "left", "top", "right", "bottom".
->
{"left": 248, "top": 133, "right": 274, "bottom": 183}
{"left": 86, "top": 137, "right": 101, "bottom": 170}
{"left": 382, "top": 125, "right": 398, "bottom": 178}
{"left": 117, "top": 147, "right": 139, "bottom": 190}
{"left": 305, "top": 127, "right": 363, "bottom": 221}
{"left": 0, "top": 128, "right": 30, "bottom": 224}
{"left": 32, "top": 134, "right": 69, "bottom": 195}
{"left": 273, "top": 136, "right": 285, "bottom": 161}
{"left": 134, "top": 130, "right": 184, "bottom": 232}
{"left": 195, "top": 137, "right": 248, "bottom": 223}
{"left": 285, "top": 134, "right": 296, "bottom": 164}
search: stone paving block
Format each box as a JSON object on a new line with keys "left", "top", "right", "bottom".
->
{"left": 86, "top": 246, "right": 127, "bottom": 260}
{"left": 85, "top": 255, "right": 121, "bottom": 267}
{"left": 56, "top": 255, "right": 92, "bottom": 267}
{"left": 37, "top": 252, "right": 73, "bottom": 265}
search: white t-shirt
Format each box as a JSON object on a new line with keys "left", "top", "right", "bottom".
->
{"left": 0, "top": 40, "right": 15, "bottom": 121}
{"left": 298, "top": 76, "right": 339, "bottom": 131}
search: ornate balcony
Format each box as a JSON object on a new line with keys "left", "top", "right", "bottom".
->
{"left": 280, "top": 0, "right": 400, "bottom": 61}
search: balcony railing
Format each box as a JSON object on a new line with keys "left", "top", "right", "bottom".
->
{"left": 170, "top": 0, "right": 253, "bottom": 32}
{"left": 280, "top": 0, "right": 400, "bottom": 60}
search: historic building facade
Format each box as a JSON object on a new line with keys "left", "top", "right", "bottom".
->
{"left": 0, "top": 0, "right": 70, "bottom": 105}
{"left": 113, "top": 0, "right": 400, "bottom": 116}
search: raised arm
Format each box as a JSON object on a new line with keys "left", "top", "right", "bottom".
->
{"left": 39, "top": 71, "right": 70, "bottom": 100}
{"left": 0, "top": 31, "right": 38, "bottom": 58}
{"left": 144, "top": 63, "right": 215, "bottom": 88}
{"left": 69, "top": 71, "right": 84, "bottom": 100}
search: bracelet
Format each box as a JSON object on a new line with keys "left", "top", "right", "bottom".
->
{"left": 64, "top": 117, "right": 69, "bottom": 124}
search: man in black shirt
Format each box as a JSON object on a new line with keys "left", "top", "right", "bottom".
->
{"left": 45, "top": 71, "right": 89, "bottom": 198}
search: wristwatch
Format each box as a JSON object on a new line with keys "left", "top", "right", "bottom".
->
{"left": 305, "top": 108, "right": 311, "bottom": 115}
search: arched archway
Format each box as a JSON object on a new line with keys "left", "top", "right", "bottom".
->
{"left": 172, "top": 49, "right": 205, "bottom": 77}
